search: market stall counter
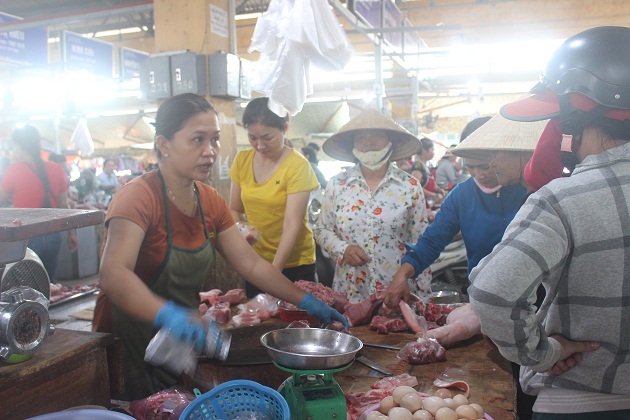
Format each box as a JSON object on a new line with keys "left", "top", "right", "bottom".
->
{"left": 0, "top": 208, "right": 121, "bottom": 420}
{"left": 0, "top": 329, "right": 123, "bottom": 420}
{"left": 184, "top": 324, "right": 516, "bottom": 420}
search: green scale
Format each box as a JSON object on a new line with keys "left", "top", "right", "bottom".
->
{"left": 274, "top": 361, "right": 352, "bottom": 420}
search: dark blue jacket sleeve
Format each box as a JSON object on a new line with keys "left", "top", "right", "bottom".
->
{"left": 402, "top": 188, "right": 462, "bottom": 276}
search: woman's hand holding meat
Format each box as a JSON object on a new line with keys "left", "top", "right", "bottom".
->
{"left": 343, "top": 244, "right": 371, "bottom": 267}
{"left": 154, "top": 301, "right": 207, "bottom": 352}
{"left": 298, "top": 293, "right": 350, "bottom": 330}
{"left": 545, "top": 334, "right": 600, "bottom": 376}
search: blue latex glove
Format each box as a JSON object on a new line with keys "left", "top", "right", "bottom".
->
{"left": 153, "top": 301, "right": 206, "bottom": 353}
{"left": 297, "top": 293, "right": 350, "bottom": 330}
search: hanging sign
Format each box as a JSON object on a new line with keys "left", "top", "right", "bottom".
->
{"left": 352, "top": 0, "right": 381, "bottom": 29}
{"left": 63, "top": 30, "right": 113, "bottom": 78}
{"left": 210, "top": 4, "right": 228, "bottom": 38}
{"left": 382, "top": 0, "right": 402, "bottom": 50}
{"left": 120, "top": 47, "right": 149, "bottom": 79}
{"left": 0, "top": 11, "right": 48, "bottom": 66}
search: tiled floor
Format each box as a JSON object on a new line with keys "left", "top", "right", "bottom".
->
{"left": 49, "top": 273, "right": 100, "bottom": 332}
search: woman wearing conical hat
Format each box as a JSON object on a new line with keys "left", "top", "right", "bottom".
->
{"left": 314, "top": 109, "right": 432, "bottom": 304}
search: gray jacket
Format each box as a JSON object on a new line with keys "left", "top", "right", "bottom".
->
{"left": 469, "top": 141, "right": 630, "bottom": 397}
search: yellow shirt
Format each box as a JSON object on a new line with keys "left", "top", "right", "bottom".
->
{"left": 229, "top": 148, "right": 319, "bottom": 267}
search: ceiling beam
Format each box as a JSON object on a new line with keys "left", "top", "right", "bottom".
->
{"left": 0, "top": 1, "right": 154, "bottom": 33}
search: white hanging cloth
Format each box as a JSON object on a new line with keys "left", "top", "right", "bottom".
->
{"left": 248, "top": 0, "right": 353, "bottom": 116}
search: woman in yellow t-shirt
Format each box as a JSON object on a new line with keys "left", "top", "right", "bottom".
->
{"left": 229, "top": 97, "right": 319, "bottom": 297}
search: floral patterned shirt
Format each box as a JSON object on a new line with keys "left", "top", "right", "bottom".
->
{"left": 314, "top": 163, "right": 432, "bottom": 303}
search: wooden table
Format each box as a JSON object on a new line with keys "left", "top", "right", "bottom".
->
{"left": 0, "top": 329, "right": 122, "bottom": 420}
{"left": 187, "top": 325, "right": 516, "bottom": 420}
{"left": 0, "top": 208, "right": 105, "bottom": 265}
{"left": 0, "top": 208, "right": 105, "bottom": 242}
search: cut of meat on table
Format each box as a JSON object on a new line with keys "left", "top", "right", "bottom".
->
{"left": 399, "top": 300, "right": 424, "bottom": 334}
{"left": 424, "top": 302, "right": 454, "bottom": 325}
{"left": 283, "top": 280, "right": 351, "bottom": 312}
{"left": 425, "top": 303, "right": 481, "bottom": 347}
{"left": 236, "top": 293, "right": 279, "bottom": 320}
{"left": 369, "top": 315, "right": 408, "bottom": 334}
{"left": 231, "top": 312, "right": 262, "bottom": 327}
{"left": 199, "top": 289, "right": 246, "bottom": 306}
{"left": 200, "top": 302, "right": 231, "bottom": 324}
{"left": 397, "top": 337, "right": 446, "bottom": 365}
{"left": 344, "top": 292, "right": 384, "bottom": 327}
{"left": 370, "top": 373, "right": 419, "bottom": 389}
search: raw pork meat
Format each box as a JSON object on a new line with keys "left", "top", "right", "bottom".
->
{"left": 344, "top": 293, "right": 384, "bottom": 327}
{"left": 232, "top": 312, "right": 262, "bottom": 327}
{"left": 426, "top": 303, "right": 481, "bottom": 347}
{"left": 200, "top": 302, "right": 231, "bottom": 324}
{"left": 129, "top": 388, "right": 195, "bottom": 420}
{"left": 199, "top": 289, "right": 246, "bottom": 306}
{"left": 369, "top": 316, "right": 408, "bottom": 334}
{"left": 397, "top": 338, "right": 446, "bottom": 365}
{"left": 236, "top": 293, "right": 279, "bottom": 321}
{"left": 282, "top": 280, "right": 351, "bottom": 312}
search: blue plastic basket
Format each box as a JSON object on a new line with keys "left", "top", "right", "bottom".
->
{"left": 180, "top": 380, "right": 290, "bottom": 420}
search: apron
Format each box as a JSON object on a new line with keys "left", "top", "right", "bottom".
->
{"left": 113, "top": 171, "right": 216, "bottom": 400}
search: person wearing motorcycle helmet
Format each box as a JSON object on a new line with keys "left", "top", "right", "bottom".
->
{"left": 469, "top": 26, "right": 630, "bottom": 419}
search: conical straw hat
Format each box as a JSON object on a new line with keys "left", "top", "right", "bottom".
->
{"left": 452, "top": 114, "right": 549, "bottom": 160}
{"left": 323, "top": 109, "right": 421, "bottom": 162}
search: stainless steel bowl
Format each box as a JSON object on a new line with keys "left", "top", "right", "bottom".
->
{"left": 260, "top": 328, "right": 363, "bottom": 370}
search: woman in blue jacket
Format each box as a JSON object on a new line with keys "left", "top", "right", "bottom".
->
{"left": 384, "top": 114, "right": 546, "bottom": 308}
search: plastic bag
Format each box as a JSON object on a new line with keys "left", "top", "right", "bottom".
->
{"left": 284, "top": 0, "right": 353, "bottom": 71}
{"left": 237, "top": 293, "right": 280, "bottom": 319}
{"left": 248, "top": 0, "right": 352, "bottom": 116}
{"left": 236, "top": 222, "right": 261, "bottom": 245}
{"left": 129, "top": 388, "right": 195, "bottom": 420}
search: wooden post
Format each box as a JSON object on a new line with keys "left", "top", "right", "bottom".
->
{"left": 154, "top": 0, "right": 241, "bottom": 290}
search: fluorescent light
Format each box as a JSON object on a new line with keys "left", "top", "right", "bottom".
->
{"left": 236, "top": 12, "right": 263, "bottom": 20}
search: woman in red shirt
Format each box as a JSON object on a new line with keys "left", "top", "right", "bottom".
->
{"left": 0, "top": 126, "right": 78, "bottom": 282}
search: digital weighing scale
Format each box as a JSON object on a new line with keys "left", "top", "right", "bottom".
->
{"left": 274, "top": 361, "right": 352, "bottom": 420}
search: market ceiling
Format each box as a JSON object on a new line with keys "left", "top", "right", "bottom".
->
{"left": 1, "top": 0, "right": 629, "bottom": 154}
{"left": 4, "top": 0, "right": 630, "bottom": 97}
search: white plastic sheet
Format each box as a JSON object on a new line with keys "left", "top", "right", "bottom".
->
{"left": 249, "top": 0, "right": 353, "bottom": 116}
{"left": 70, "top": 118, "right": 94, "bottom": 156}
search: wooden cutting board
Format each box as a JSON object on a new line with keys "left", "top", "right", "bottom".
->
{"left": 221, "top": 322, "right": 288, "bottom": 366}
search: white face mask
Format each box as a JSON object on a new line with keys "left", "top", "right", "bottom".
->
{"left": 473, "top": 177, "right": 502, "bottom": 194}
{"left": 352, "top": 142, "right": 393, "bottom": 170}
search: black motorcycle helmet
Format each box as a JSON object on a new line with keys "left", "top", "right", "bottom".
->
{"left": 502, "top": 26, "right": 630, "bottom": 123}
{"left": 502, "top": 26, "right": 630, "bottom": 185}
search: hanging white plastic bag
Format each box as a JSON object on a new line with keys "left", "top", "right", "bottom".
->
{"left": 248, "top": 0, "right": 351, "bottom": 116}
{"left": 248, "top": 0, "right": 293, "bottom": 56}
{"left": 284, "top": 0, "right": 353, "bottom": 71}
{"left": 71, "top": 118, "right": 94, "bottom": 156}
{"left": 266, "top": 42, "right": 311, "bottom": 117}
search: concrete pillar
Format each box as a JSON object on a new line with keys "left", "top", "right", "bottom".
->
{"left": 154, "top": 0, "right": 241, "bottom": 290}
